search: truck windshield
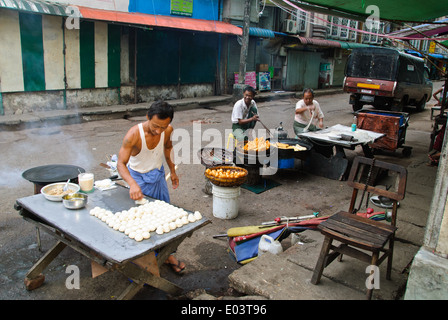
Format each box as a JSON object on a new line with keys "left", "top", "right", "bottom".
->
{"left": 346, "top": 53, "right": 397, "bottom": 81}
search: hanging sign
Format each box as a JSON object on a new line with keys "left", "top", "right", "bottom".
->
{"left": 171, "top": 0, "right": 193, "bottom": 17}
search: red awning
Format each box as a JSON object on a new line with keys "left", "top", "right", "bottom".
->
{"left": 77, "top": 6, "right": 242, "bottom": 36}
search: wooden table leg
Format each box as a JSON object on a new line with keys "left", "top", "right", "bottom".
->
{"left": 117, "top": 281, "right": 145, "bottom": 300}
{"left": 117, "top": 262, "right": 183, "bottom": 300}
{"left": 24, "top": 240, "right": 67, "bottom": 290}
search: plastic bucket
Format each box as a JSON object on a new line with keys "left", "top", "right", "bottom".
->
{"left": 212, "top": 185, "right": 240, "bottom": 219}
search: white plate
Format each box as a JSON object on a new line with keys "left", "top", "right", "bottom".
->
{"left": 41, "top": 182, "right": 80, "bottom": 202}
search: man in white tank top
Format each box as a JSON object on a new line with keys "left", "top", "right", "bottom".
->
{"left": 118, "top": 101, "right": 185, "bottom": 273}
{"left": 118, "top": 101, "right": 178, "bottom": 202}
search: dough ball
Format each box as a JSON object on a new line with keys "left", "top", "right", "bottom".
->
{"left": 188, "top": 214, "right": 195, "bottom": 223}
{"left": 169, "top": 222, "right": 176, "bottom": 230}
{"left": 156, "top": 226, "right": 164, "bottom": 235}
{"left": 194, "top": 211, "right": 202, "bottom": 220}
{"left": 134, "top": 233, "right": 143, "bottom": 242}
{"left": 142, "top": 231, "right": 150, "bottom": 239}
{"left": 128, "top": 231, "right": 136, "bottom": 239}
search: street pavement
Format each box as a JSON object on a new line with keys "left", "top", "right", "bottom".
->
{"left": 0, "top": 83, "right": 442, "bottom": 301}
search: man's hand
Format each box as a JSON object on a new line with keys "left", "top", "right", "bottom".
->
{"left": 252, "top": 114, "right": 260, "bottom": 122}
{"left": 318, "top": 118, "right": 324, "bottom": 129}
{"left": 129, "top": 183, "right": 143, "bottom": 200}
{"left": 170, "top": 172, "right": 179, "bottom": 189}
{"left": 307, "top": 104, "right": 316, "bottom": 112}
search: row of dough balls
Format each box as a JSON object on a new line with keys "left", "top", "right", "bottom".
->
{"left": 89, "top": 199, "right": 202, "bottom": 242}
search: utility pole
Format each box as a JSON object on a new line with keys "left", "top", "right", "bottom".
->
{"left": 238, "top": 0, "right": 251, "bottom": 84}
{"left": 233, "top": 0, "right": 251, "bottom": 101}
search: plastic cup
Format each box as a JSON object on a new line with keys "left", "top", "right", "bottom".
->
{"left": 78, "top": 173, "right": 94, "bottom": 192}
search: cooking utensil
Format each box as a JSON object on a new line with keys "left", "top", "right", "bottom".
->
{"left": 257, "top": 119, "right": 273, "bottom": 138}
{"left": 274, "top": 122, "right": 288, "bottom": 139}
{"left": 62, "top": 193, "right": 88, "bottom": 209}
{"left": 100, "top": 163, "right": 111, "bottom": 169}
{"left": 63, "top": 179, "right": 70, "bottom": 192}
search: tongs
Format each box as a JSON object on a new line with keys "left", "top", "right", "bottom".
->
{"left": 254, "top": 114, "right": 273, "bottom": 138}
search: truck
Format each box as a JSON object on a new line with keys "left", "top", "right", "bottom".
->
{"left": 343, "top": 47, "right": 433, "bottom": 112}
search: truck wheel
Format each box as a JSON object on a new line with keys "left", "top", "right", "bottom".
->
{"left": 402, "top": 146, "right": 412, "bottom": 157}
{"left": 391, "top": 97, "right": 406, "bottom": 112}
{"left": 352, "top": 102, "right": 363, "bottom": 112}
{"left": 416, "top": 95, "right": 427, "bottom": 112}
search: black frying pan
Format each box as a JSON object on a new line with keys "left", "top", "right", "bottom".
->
{"left": 22, "top": 164, "right": 85, "bottom": 184}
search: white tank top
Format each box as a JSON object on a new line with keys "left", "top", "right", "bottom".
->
{"left": 128, "top": 123, "right": 164, "bottom": 173}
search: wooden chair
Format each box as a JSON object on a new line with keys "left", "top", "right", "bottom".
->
{"left": 310, "top": 156, "right": 407, "bottom": 299}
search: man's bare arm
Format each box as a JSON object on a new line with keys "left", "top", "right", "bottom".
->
{"left": 164, "top": 126, "right": 179, "bottom": 189}
{"left": 117, "top": 128, "right": 144, "bottom": 200}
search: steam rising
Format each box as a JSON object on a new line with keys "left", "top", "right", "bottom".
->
{"left": 0, "top": 122, "right": 94, "bottom": 188}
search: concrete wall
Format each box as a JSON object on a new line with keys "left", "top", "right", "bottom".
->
{"left": 405, "top": 121, "right": 448, "bottom": 299}
{"left": 0, "top": 7, "right": 220, "bottom": 115}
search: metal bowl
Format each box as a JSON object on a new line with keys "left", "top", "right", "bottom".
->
{"left": 41, "top": 182, "right": 81, "bottom": 202}
{"left": 62, "top": 193, "right": 88, "bottom": 210}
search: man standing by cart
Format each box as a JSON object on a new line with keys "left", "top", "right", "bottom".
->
{"left": 118, "top": 101, "right": 185, "bottom": 273}
{"left": 231, "top": 85, "right": 260, "bottom": 143}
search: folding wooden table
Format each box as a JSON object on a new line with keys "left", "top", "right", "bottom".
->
{"left": 15, "top": 186, "right": 210, "bottom": 300}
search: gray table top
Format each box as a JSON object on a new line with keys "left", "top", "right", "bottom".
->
{"left": 16, "top": 186, "right": 210, "bottom": 264}
{"left": 298, "top": 124, "right": 384, "bottom": 147}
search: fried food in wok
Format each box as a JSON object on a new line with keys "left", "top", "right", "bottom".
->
{"left": 243, "top": 137, "right": 270, "bottom": 152}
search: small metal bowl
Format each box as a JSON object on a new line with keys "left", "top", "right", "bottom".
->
{"left": 62, "top": 193, "right": 88, "bottom": 210}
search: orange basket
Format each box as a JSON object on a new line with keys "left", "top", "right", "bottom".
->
{"left": 204, "top": 165, "right": 248, "bottom": 187}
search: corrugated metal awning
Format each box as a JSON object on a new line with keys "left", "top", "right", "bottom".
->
{"left": 0, "top": 0, "right": 243, "bottom": 36}
{"left": 237, "top": 26, "right": 288, "bottom": 38}
{"left": 249, "top": 27, "right": 275, "bottom": 38}
{"left": 296, "top": 36, "right": 341, "bottom": 48}
{"left": 0, "top": 0, "right": 68, "bottom": 16}
{"left": 388, "top": 18, "right": 448, "bottom": 38}
{"left": 336, "top": 41, "right": 373, "bottom": 49}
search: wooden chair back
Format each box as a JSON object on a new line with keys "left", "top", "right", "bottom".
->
{"left": 346, "top": 157, "right": 407, "bottom": 226}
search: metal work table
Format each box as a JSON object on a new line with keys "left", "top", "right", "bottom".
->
{"left": 297, "top": 124, "right": 385, "bottom": 180}
{"left": 298, "top": 124, "right": 384, "bottom": 150}
{"left": 15, "top": 185, "right": 210, "bottom": 299}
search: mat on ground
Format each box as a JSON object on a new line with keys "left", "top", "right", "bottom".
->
{"left": 227, "top": 217, "right": 328, "bottom": 264}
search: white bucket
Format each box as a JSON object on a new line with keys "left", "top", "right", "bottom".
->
{"left": 258, "top": 235, "right": 283, "bottom": 256}
{"left": 212, "top": 185, "right": 240, "bottom": 219}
